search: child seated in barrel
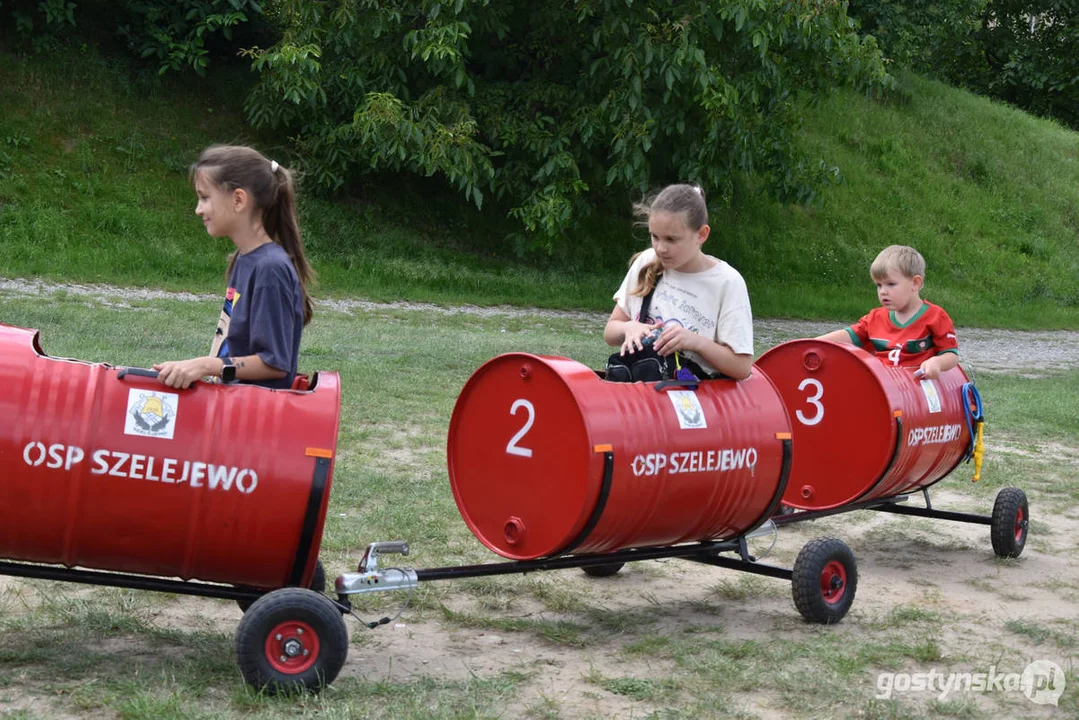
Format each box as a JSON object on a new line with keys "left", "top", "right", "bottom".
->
{"left": 817, "top": 245, "right": 959, "bottom": 379}
{"left": 604, "top": 184, "right": 754, "bottom": 381}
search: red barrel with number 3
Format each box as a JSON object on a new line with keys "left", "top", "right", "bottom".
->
{"left": 447, "top": 353, "right": 792, "bottom": 560}
{"left": 755, "top": 339, "right": 972, "bottom": 510}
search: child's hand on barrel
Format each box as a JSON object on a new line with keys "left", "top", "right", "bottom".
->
{"left": 154, "top": 357, "right": 218, "bottom": 389}
{"left": 917, "top": 356, "right": 942, "bottom": 380}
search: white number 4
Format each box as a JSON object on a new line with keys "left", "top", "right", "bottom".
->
{"left": 888, "top": 345, "right": 901, "bottom": 366}
{"left": 505, "top": 399, "right": 535, "bottom": 458}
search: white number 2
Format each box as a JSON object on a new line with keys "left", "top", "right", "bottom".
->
{"left": 505, "top": 399, "right": 535, "bottom": 458}
{"left": 888, "top": 345, "right": 901, "bottom": 366}
{"left": 795, "top": 378, "right": 825, "bottom": 426}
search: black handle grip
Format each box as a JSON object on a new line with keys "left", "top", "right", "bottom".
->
{"left": 117, "top": 367, "right": 160, "bottom": 380}
{"left": 653, "top": 379, "right": 700, "bottom": 391}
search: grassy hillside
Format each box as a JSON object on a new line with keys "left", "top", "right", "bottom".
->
{"left": 0, "top": 42, "right": 1076, "bottom": 328}
{"left": 719, "top": 75, "right": 1079, "bottom": 328}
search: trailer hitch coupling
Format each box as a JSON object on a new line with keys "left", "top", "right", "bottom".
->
{"left": 335, "top": 540, "right": 418, "bottom": 597}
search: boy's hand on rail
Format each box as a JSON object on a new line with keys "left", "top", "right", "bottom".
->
{"left": 917, "top": 357, "right": 941, "bottom": 380}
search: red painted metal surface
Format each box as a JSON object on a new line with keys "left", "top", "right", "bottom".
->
{"left": 755, "top": 339, "right": 971, "bottom": 511}
{"left": 0, "top": 324, "right": 341, "bottom": 588}
{"left": 447, "top": 353, "right": 792, "bottom": 560}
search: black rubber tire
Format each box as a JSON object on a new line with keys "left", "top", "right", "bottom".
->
{"left": 237, "top": 559, "right": 326, "bottom": 613}
{"left": 581, "top": 562, "right": 625, "bottom": 578}
{"left": 792, "top": 537, "right": 857, "bottom": 625}
{"left": 991, "top": 487, "right": 1029, "bottom": 559}
{"left": 235, "top": 587, "right": 348, "bottom": 694}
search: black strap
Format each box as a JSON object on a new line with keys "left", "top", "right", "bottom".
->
{"left": 288, "top": 456, "right": 330, "bottom": 586}
{"left": 639, "top": 280, "right": 658, "bottom": 323}
{"left": 554, "top": 451, "right": 615, "bottom": 556}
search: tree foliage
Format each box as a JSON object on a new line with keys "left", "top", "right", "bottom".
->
{"left": 3, "top": 0, "right": 892, "bottom": 249}
{"left": 1, "top": 0, "right": 261, "bottom": 74}
{"left": 116, "top": 0, "right": 263, "bottom": 76}
{"left": 1, "top": 0, "right": 77, "bottom": 45}
{"left": 981, "top": 1, "right": 1079, "bottom": 128}
{"left": 848, "top": 0, "right": 987, "bottom": 76}
{"left": 850, "top": 0, "right": 1079, "bottom": 129}
{"left": 241, "top": 0, "right": 890, "bottom": 250}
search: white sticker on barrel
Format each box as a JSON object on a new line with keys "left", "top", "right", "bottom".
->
{"left": 668, "top": 391, "right": 707, "bottom": 430}
{"left": 920, "top": 379, "right": 942, "bottom": 414}
{"left": 124, "top": 389, "right": 179, "bottom": 440}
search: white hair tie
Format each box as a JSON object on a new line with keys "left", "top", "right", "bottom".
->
{"left": 270, "top": 160, "right": 280, "bottom": 173}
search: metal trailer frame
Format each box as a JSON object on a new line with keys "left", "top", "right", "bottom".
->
{"left": 0, "top": 560, "right": 266, "bottom": 604}
{"left": 332, "top": 529, "right": 858, "bottom": 630}
{"left": 333, "top": 440, "right": 855, "bottom": 629}
{"left": 770, "top": 485, "right": 1030, "bottom": 561}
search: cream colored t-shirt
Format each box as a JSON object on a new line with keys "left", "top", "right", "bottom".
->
{"left": 613, "top": 249, "right": 753, "bottom": 374}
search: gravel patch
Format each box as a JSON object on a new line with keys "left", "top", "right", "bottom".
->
{"left": 3, "top": 276, "right": 1075, "bottom": 374}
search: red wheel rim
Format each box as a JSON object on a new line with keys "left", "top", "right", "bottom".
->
{"left": 1015, "top": 508, "right": 1025, "bottom": 543}
{"left": 820, "top": 560, "right": 847, "bottom": 604}
{"left": 265, "top": 620, "right": 320, "bottom": 674}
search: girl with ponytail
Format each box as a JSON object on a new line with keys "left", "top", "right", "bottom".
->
{"left": 603, "top": 183, "right": 754, "bottom": 380}
{"left": 155, "top": 145, "right": 314, "bottom": 389}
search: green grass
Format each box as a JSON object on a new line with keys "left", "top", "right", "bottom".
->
{"left": 1004, "top": 619, "right": 1079, "bottom": 650}
{"left": 0, "top": 294, "right": 1077, "bottom": 718}
{"left": 975, "top": 372, "right": 1079, "bottom": 441}
{"left": 1, "top": 41, "right": 1078, "bottom": 327}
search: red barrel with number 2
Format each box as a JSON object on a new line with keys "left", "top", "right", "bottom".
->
{"left": 447, "top": 353, "right": 792, "bottom": 560}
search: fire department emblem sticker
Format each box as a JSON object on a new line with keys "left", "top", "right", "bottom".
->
{"left": 669, "top": 391, "right": 707, "bottom": 430}
{"left": 919, "top": 379, "right": 942, "bottom": 414}
{"left": 124, "top": 389, "right": 179, "bottom": 439}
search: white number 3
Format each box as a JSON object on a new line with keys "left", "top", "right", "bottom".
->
{"left": 795, "top": 378, "right": 825, "bottom": 426}
{"left": 505, "top": 399, "right": 535, "bottom": 458}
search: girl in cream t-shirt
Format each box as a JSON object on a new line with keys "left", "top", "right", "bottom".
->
{"left": 613, "top": 247, "right": 753, "bottom": 377}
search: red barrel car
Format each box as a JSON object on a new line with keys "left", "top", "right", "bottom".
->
{"left": 448, "top": 353, "right": 793, "bottom": 560}
{"left": 0, "top": 323, "right": 349, "bottom": 692}
{"left": 756, "top": 339, "right": 973, "bottom": 510}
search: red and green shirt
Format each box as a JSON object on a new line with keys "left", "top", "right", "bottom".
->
{"left": 846, "top": 301, "right": 959, "bottom": 367}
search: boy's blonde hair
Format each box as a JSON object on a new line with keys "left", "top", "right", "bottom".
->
{"left": 870, "top": 245, "right": 926, "bottom": 281}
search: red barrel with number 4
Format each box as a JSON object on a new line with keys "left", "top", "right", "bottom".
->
{"left": 755, "top": 339, "right": 972, "bottom": 510}
{"left": 447, "top": 353, "right": 792, "bottom": 560}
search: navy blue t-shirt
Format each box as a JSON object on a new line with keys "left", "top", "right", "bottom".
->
{"left": 212, "top": 242, "right": 303, "bottom": 389}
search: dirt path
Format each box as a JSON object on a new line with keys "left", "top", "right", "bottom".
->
{"left": 2, "top": 277, "right": 1076, "bottom": 374}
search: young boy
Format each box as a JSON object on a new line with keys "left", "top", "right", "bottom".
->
{"left": 817, "top": 245, "right": 959, "bottom": 379}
